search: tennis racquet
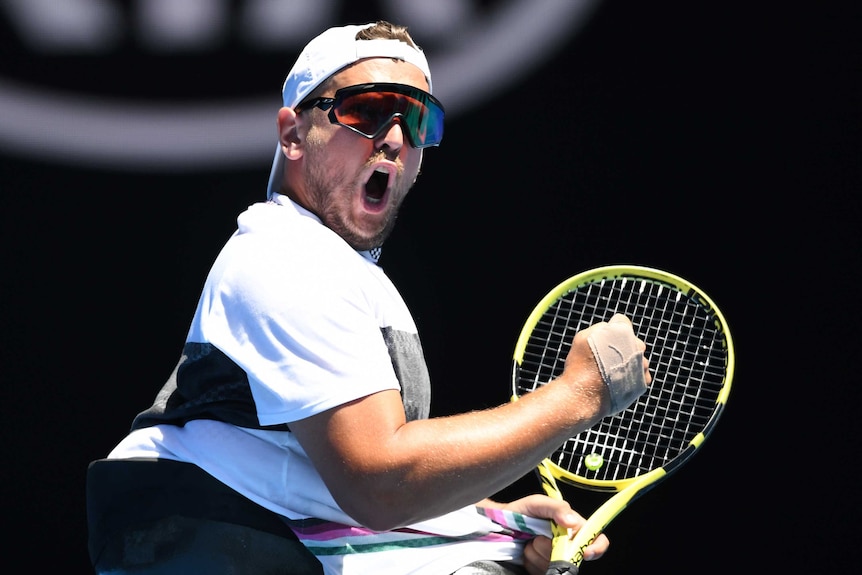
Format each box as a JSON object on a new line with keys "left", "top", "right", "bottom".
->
{"left": 511, "top": 265, "right": 734, "bottom": 575}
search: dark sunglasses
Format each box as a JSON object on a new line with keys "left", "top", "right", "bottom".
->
{"left": 295, "top": 82, "right": 444, "bottom": 149}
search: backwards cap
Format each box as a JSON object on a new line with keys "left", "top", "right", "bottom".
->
{"left": 266, "top": 23, "right": 433, "bottom": 199}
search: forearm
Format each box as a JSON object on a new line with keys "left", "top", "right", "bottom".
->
{"left": 322, "top": 377, "right": 606, "bottom": 530}
{"left": 403, "top": 388, "right": 600, "bottom": 514}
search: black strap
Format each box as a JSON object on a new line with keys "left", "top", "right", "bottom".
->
{"left": 86, "top": 458, "right": 298, "bottom": 565}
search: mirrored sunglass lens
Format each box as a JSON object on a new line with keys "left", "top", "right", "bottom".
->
{"left": 334, "top": 91, "right": 443, "bottom": 147}
{"left": 411, "top": 99, "right": 444, "bottom": 146}
{"left": 334, "top": 92, "right": 396, "bottom": 132}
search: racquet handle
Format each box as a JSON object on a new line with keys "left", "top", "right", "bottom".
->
{"left": 536, "top": 461, "right": 586, "bottom": 574}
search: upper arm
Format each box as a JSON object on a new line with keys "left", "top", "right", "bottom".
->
{"left": 289, "top": 388, "right": 411, "bottom": 524}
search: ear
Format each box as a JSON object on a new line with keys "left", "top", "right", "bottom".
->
{"left": 277, "top": 107, "right": 304, "bottom": 160}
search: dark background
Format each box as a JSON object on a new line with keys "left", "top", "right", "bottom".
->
{"left": 2, "top": 2, "right": 859, "bottom": 573}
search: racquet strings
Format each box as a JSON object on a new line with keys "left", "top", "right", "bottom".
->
{"left": 514, "top": 276, "right": 729, "bottom": 485}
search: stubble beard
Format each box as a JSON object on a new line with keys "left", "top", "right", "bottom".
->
{"left": 303, "top": 141, "right": 407, "bottom": 252}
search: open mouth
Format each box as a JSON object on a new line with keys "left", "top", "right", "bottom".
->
{"left": 363, "top": 167, "right": 391, "bottom": 209}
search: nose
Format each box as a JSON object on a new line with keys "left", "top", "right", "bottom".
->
{"left": 374, "top": 119, "right": 406, "bottom": 153}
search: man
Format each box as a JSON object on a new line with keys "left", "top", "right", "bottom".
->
{"left": 86, "top": 21, "right": 651, "bottom": 575}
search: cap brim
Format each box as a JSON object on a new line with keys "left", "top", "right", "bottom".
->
{"left": 266, "top": 142, "right": 283, "bottom": 200}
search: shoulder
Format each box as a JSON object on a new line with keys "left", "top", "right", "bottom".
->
{"left": 207, "top": 201, "right": 385, "bottom": 310}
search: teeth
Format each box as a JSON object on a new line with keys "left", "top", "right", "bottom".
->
{"left": 375, "top": 167, "right": 388, "bottom": 174}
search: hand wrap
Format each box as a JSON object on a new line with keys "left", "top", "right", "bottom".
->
{"left": 587, "top": 315, "right": 649, "bottom": 415}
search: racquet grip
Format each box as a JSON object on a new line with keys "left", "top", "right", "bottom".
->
{"left": 536, "top": 461, "right": 587, "bottom": 574}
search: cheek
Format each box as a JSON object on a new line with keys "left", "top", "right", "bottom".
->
{"left": 404, "top": 149, "right": 424, "bottom": 179}
{"left": 306, "top": 128, "right": 367, "bottom": 172}
{"left": 304, "top": 120, "right": 338, "bottom": 150}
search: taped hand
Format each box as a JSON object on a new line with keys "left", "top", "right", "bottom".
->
{"left": 587, "top": 314, "right": 651, "bottom": 415}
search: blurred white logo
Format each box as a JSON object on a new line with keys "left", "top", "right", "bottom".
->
{"left": 0, "top": 0, "right": 600, "bottom": 169}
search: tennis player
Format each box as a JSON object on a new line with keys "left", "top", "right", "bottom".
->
{"left": 86, "top": 21, "right": 650, "bottom": 575}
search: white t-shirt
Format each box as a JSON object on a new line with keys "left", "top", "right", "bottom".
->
{"left": 109, "top": 195, "right": 549, "bottom": 574}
